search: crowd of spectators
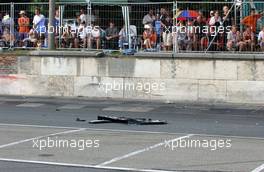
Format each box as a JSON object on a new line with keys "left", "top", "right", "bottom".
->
{"left": 141, "top": 6, "right": 264, "bottom": 52}
{"left": 0, "top": 5, "right": 264, "bottom": 52}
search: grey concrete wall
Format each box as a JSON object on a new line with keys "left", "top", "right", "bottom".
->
{"left": 1, "top": 55, "right": 264, "bottom": 104}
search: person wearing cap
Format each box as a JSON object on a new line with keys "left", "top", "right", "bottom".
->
{"left": 143, "top": 24, "right": 157, "bottom": 50}
{"left": 18, "top": 10, "right": 30, "bottom": 47}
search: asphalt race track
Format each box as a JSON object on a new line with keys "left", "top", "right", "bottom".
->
{"left": 0, "top": 96, "right": 263, "bottom": 172}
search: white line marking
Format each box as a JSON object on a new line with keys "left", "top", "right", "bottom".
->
{"left": 103, "top": 106, "right": 154, "bottom": 112}
{"left": 0, "top": 158, "right": 176, "bottom": 172}
{"left": 0, "top": 123, "right": 82, "bottom": 130}
{"left": 0, "top": 123, "right": 263, "bottom": 140}
{"left": 251, "top": 164, "right": 264, "bottom": 172}
{"left": 0, "top": 129, "right": 85, "bottom": 149}
{"left": 97, "top": 134, "right": 193, "bottom": 166}
{"left": 16, "top": 103, "right": 44, "bottom": 107}
{"left": 57, "top": 104, "right": 86, "bottom": 110}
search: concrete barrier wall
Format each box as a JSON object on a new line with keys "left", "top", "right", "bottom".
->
{"left": 1, "top": 55, "right": 264, "bottom": 104}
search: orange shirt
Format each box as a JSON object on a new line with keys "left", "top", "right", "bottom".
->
{"left": 18, "top": 17, "right": 30, "bottom": 33}
{"left": 241, "top": 14, "right": 262, "bottom": 33}
{"left": 143, "top": 31, "right": 157, "bottom": 44}
{"left": 150, "top": 32, "right": 157, "bottom": 44}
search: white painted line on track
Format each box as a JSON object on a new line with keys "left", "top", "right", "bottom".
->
{"left": 96, "top": 134, "right": 193, "bottom": 167}
{"left": 0, "top": 128, "right": 85, "bottom": 149}
{"left": 16, "top": 103, "right": 44, "bottom": 108}
{"left": 0, "top": 123, "right": 264, "bottom": 140}
{"left": 0, "top": 158, "right": 176, "bottom": 172}
{"left": 103, "top": 106, "right": 154, "bottom": 113}
{"left": 57, "top": 104, "right": 87, "bottom": 110}
{"left": 0, "top": 123, "right": 82, "bottom": 130}
{"left": 251, "top": 163, "right": 264, "bottom": 172}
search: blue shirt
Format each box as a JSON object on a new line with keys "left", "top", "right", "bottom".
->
{"left": 155, "top": 20, "right": 161, "bottom": 35}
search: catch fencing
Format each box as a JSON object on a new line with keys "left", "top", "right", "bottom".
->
{"left": 0, "top": 1, "right": 264, "bottom": 54}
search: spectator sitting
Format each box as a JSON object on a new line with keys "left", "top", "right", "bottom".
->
{"left": 0, "top": 28, "right": 15, "bottom": 47}
{"left": 258, "top": 26, "right": 264, "bottom": 51}
{"left": 62, "top": 25, "right": 73, "bottom": 48}
{"left": 91, "top": 25, "right": 101, "bottom": 50}
{"left": 75, "top": 21, "right": 87, "bottom": 48}
{"left": 149, "top": 28, "right": 157, "bottom": 49}
{"left": 193, "top": 15, "right": 207, "bottom": 51}
{"left": 177, "top": 25, "right": 191, "bottom": 51}
{"left": 227, "top": 25, "right": 246, "bottom": 51}
{"left": 142, "top": 9, "right": 155, "bottom": 26}
{"left": 186, "top": 21, "right": 196, "bottom": 51}
{"left": 118, "top": 25, "right": 126, "bottom": 50}
{"left": 118, "top": 25, "right": 137, "bottom": 51}
{"left": 143, "top": 24, "right": 156, "bottom": 50}
{"left": 18, "top": 10, "right": 30, "bottom": 47}
{"left": 23, "top": 28, "right": 37, "bottom": 47}
{"left": 243, "top": 27, "right": 255, "bottom": 51}
{"left": 105, "top": 21, "right": 119, "bottom": 50}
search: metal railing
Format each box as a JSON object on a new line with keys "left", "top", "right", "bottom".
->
{"left": 0, "top": 1, "right": 264, "bottom": 55}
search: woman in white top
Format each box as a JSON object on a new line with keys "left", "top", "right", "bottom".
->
{"left": 258, "top": 26, "right": 264, "bottom": 51}
{"left": 209, "top": 10, "right": 222, "bottom": 26}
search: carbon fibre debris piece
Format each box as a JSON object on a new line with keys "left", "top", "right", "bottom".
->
{"left": 76, "top": 118, "right": 86, "bottom": 122}
{"left": 95, "top": 115, "right": 167, "bottom": 125}
{"left": 89, "top": 119, "right": 112, "bottom": 124}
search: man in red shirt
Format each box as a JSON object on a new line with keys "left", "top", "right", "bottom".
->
{"left": 18, "top": 10, "right": 30, "bottom": 47}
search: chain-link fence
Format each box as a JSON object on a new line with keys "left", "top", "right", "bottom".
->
{"left": 0, "top": 1, "right": 264, "bottom": 54}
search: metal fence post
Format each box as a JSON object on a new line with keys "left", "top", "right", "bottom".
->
{"left": 240, "top": 1, "right": 243, "bottom": 33}
{"left": 86, "top": 0, "right": 92, "bottom": 27}
{"left": 58, "top": 5, "right": 64, "bottom": 49}
{"left": 173, "top": 1, "right": 178, "bottom": 58}
{"left": 10, "top": 2, "right": 14, "bottom": 49}
{"left": 48, "top": 0, "right": 55, "bottom": 50}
